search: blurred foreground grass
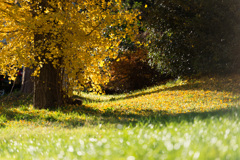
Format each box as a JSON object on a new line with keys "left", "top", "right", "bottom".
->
{"left": 0, "top": 74, "right": 240, "bottom": 159}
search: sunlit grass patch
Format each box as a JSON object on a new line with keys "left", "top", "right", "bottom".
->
{"left": 81, "top": 75, "right": 240, "bottom": 117}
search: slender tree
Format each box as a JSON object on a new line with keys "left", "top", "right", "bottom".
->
{"left": 0, "top": 0, "right": 139, "bottom": 109}
{"left": 21, "top": 67, "right": 34, "bottom": 94}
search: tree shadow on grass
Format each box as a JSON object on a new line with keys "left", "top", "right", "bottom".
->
{"left": 0, "top": 105, "right": 85, "bottom": 128}
{"left": 0, "top": 93, "right": 33, "bottom": 107}
{"left": 155, "top": 106, "right": 239, "bottom": 126}
{"left": 57, "top": 103, "right": 240, "bottom": 127}
{"left": 100, "top": 106, "right": 240, "bottom": 128}
{"left": 0, "top": 102, "right": 239, "bottom": 128}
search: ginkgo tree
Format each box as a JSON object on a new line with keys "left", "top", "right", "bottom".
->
{"left": 0, "top": 0, "right": 139, "bottom": 109}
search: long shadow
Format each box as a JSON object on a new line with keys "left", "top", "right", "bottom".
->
{"left": 1, "top": 102, "right": 239, "bottom": 128}
{"left": 72, "top": 95, "right": 103, "bottom": 103}
{"left": 58, "top": 103, "right": 240, "bottom": 127}
{"left": 155, "top": 106, "right": 239, "bottom": 126}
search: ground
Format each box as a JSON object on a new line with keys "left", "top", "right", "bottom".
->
{"left": 0, "top": 74, "right": 240, "bottom": 159}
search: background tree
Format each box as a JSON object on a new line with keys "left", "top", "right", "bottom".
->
{"left": 21, "top": 67, "right": 34, "bottom": 95}
{"left": 143, "top": 0, "right": 240, "bottom": 77}
{"left": 0, "top": 0, "right": 139, "bottom": 109}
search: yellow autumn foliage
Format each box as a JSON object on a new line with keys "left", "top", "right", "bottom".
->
{"left": 0, "top": 0, "right": 139, "bottom": 94}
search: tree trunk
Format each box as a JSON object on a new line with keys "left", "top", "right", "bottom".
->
{"left": 33, "top": 63, "right": 63, "bottom": 109}
{"left": 21, "top": 67, "right": 34, "bottom": 94}
{"left": 32, "top": 0, "right": 66, "bottom": 109}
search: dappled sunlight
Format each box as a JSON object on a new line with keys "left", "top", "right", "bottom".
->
{"left": 0, "top": 74, "right": 240, "bottom": 128}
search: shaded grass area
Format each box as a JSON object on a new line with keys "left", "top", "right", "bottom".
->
{"left": 0, "top": 102, "right": 239, "bottom": 128}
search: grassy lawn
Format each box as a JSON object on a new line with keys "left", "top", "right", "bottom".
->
{"left": 0, "top": 74, "right": 240, "bottom": 159}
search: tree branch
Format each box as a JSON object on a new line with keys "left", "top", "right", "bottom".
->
{"left": 85, "top": 22, "right": 102, "bottom": 37}
{"left": 2, "top": 1, "right": 15, "bottom": 6}
{"left": 0, "top": 30, "right": 20, "bottom": 33}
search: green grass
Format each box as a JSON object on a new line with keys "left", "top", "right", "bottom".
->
{"left": 0, "top": 74, "right": 240, "bottom": 159}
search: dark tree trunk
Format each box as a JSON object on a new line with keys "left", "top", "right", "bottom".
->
{"left": 33, "top": 63, "right": 63, "bottom": 109}
{"left": 32, "top": 0, "right": 66, "bottom": 109}
{"left": 21, "top": 67, "right": 34, "bottom": 94}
